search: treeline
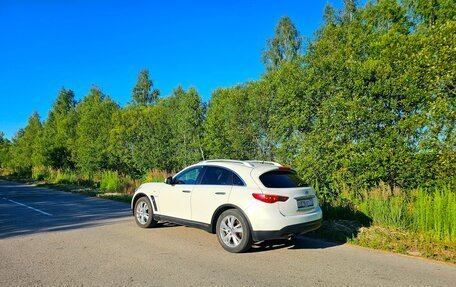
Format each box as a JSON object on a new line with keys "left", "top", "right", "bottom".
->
{"left": 0, "top": 82, "right": 204, "bottom": 178}
{"left": 0, "top": 0, "right": 454, "bottom": 194}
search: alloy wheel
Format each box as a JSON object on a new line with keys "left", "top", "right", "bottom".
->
{"left": 219, "top": 215, "right": 244, "bottom": 248}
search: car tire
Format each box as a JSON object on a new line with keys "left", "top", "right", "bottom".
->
{"left": 216, "top": 209, "right": 252, "bottom": 253}
{"left": 134, "top": 196, "right": 158, "bottom": 228}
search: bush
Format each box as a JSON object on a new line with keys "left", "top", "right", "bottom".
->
{"left": 142, "top": 169, "right": 171, "bottom": 183}
{"left": 100, "top": 171, "right": 122, "bottom": 192}
{"left": 32, "top": 166, "right": 52, "bottom": 181}
{"left": 98, "top": 170, "right": 139, "bottom": 193}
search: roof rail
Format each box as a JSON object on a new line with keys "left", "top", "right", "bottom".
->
{"left": 200, "top": 159, "right": 254, "bottom": 167}
{"left": 244, "top": 160, "right": 282, "bottom": 167}
{"left": 199, "top": 159, "right": 283, "bottom": 168}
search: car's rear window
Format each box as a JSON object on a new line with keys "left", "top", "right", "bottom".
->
{"left": 259, "top": 170, "right": 308, "bottom": 188}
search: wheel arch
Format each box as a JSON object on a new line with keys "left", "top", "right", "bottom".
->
{"left": 131, "top": 192, "right": 147, "bottom": 214}
{"left": 210, "top": 204, "right": 253, "bottom": 234}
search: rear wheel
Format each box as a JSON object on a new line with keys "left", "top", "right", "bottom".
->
{"left": 134, "top": 197, "right": 158, "bottom": 228}
{"left": 216, "top": 209, "right": 252, "bottom": 253}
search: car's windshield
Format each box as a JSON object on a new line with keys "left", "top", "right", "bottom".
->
{"left": 259, "top": 170, "right": 308, "bottom": 188}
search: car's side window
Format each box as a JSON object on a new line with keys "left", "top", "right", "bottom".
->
{"left": 174, "top": 167, "right": 203, "bottom": 185}
{"left": 200, "top": 166, "right": 233, "bottom": 185}
{"left": 233, "top": 173, "right": 244, "bottom": 186}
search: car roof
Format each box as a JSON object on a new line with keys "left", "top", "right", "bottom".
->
{"left": 181, "top": 159, "right": 290, "bottom": 188}
{"left": 197, "top": 159, "right": 284, "bottom": 179}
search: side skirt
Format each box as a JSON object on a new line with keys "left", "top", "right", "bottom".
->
{"left": 153, "top": 214, "right": 212, "bottom": 233}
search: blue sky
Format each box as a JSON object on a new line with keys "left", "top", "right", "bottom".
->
{"left": 0, "top": 0, "right": 342, "bottom": 139}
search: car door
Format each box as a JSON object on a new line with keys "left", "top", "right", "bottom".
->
{"left": 190, "top": 166, "right": 236, "bottom": 224}
{"left": 157, "top": 166, "right": 204, "bottom": 220}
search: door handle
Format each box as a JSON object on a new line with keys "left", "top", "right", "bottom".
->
{"left": 215, "top": 192, "right": 226, "bottom": 195}
{"left": 182, "top": 190, "right": 191, "bottom": 193}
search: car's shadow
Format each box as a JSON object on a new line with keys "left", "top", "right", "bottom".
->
{"left": 247, "top": 235, "right": 341, "bottom": 253}
{"left": 153, "top": 221, "right": 342, "bottom": 252}
{"left": 154, "top": 222, "right": 180, "bottom": 228}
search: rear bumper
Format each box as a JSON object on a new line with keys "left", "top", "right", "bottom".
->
{"left": 252, "top": 218, "right": 323, "bottom": 241}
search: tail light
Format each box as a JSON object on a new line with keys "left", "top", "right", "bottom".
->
{"left": 252, "top": 193, "right": 289, "bottom": 203}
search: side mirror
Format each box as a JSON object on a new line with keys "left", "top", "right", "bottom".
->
{"left": 165, "top": 176, "right": 174, "bottom": 185}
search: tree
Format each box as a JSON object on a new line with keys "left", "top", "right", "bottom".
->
{"left": 75, "top": 87, "right": 119, "bottom": 173}
{"left": 166, "top": 86, "right": 205, "bottom": 169}
{"left": 403, "top": 0, "right": 455, "bottom": 27}
{"left": 8, "top": 112, "right": 43, "bottom": 175}
{"left": 131, "top": 69, "right": 160, "bottom": 106}
{"left": 204, "top": 85, "right": 259, "bottom": 160}
{"left": 38, "top": 88, "right": 77, "bottom": 169}
{"left": 262, "top": 16, "right": 302, "bottom": 71}
{"left": 0, "top": 132, "right": 11, "bottom": 169}
{"left": 109, "top": 102, "right": 174, "bottom": 176}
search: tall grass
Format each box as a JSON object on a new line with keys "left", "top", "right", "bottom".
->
{"left": 29, "top": 166, "right": 171, "bottom": 195}
{"left": 322, "top": 182, "right": 456, "bottom": 242}
{"left": 413, "top": 186, "right": 455, "bottom": 241}
{"left": 142, "top": 168, "right": 171, "bottom": 183}
{"left": 99, "top": 170, "right": 141, "bottom": 194}
{"left": 99, "top": 170, "right": 123, "bottom": 192}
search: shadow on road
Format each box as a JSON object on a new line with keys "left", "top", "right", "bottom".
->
{"left": 248, "top": 236, "right": 341, "bottom": 253}
{"left": 0, "top": 181, "right": 132, "bottom": 239}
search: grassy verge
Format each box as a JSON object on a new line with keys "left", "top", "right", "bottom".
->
{"left": 309, "top": 219, "right": 456, "bottom": 263}
{"left": 40, "top": 182, "right": 134, "bottom": 203}
{"left": 0, "top": 175, "right": 134, "bottom": 203}
{"left": 0, "top": 167, "right": 170, "bottom": 203}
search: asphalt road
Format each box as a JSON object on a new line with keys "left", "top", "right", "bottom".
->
{"left": 0, "top": 181, "right": 454, "bottom": 287}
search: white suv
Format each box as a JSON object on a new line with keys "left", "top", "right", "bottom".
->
{"left": 131, "top": 160, "right": 323, "bottom": 253}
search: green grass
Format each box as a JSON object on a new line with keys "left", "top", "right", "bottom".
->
{"left": 320, "top": 183, "right": 455, "bottom": 243}
{"left": 413, "top": 187, "right": 455, "bottom": 242}
{"left": 350, "top": 225, "right": 456, "bottom": 263}
{"left": 99, "top": 170, "right": 123, "bottom": 192}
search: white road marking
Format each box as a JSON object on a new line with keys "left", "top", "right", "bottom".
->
{"left": 2, "top": 197, "right": 53, "bottom": 216}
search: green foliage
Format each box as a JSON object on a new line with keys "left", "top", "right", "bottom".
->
{"left": 109, "top": 85, "right": 204, "bottom": 174}
{"left": 131, "top": 69, "right": 159, "bottom": 106}
{"left": 74, "top": 87, "right": 119, "bottom": 173}
{"left": 141, "top": 169, "right": 170, "bottom": 183}
{"left": 165, "top": 86, "right": 205, "bottom": 169}
{"left": 38, "top": 88, "right": 78, "bottom": 169}
{"left": 109, "top": 104, "right": 168, "bottom": 176}
{"left": 321, "top": 182, "right": 455, "bottom": 242}
{"left": 99, "top": 170, "right": 123, "bottom": 192}
{"left": 8, "top": 112, "right": 43, "bottom": 176}
{"left": 262, "top": 16, "right": 302, "bottom": 71}
{"left": 204, "top": 85, "right": 259, "bottom": 159}
{"left": 53, "top": 169, "right": 84, "bottom": 185}
{"left": 0, "top": 132, "right": 11, "bottom": 169}
{"left": 32, "top": 165, "right": 53, "bottom": 181}
{"left": 413, "top": 186, "right": 456, "bottom": 241}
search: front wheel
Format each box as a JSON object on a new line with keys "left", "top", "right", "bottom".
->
{"left": 134, "top": 197, "right": 158, "bottom": 228}
{"left": 216, "top": 209, "right": 252, "bottom": 253}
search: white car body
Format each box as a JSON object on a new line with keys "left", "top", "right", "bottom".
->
{"left": 132, "top": 160, "right": 323, "bottom": 251}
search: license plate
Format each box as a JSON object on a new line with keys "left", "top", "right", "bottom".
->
{"left": 297, "top": 198, "right": 314, "bottom": 209}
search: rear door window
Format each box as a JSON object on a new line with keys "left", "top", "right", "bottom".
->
{"left": 259, "top": 170, "right": 308, "bottom": 188}
{"left": 200, "top": 166, "right": 233, "bottom": 185}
